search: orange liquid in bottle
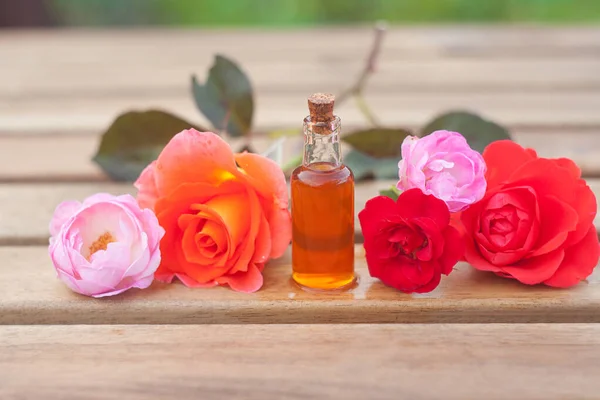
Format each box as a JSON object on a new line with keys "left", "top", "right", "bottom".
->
{"left": 291, "top": 162, "right": 355, "bottom": 290}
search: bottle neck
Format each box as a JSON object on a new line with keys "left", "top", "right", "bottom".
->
{"left": 302, "top": 116, "right": 342, "bottom": 169}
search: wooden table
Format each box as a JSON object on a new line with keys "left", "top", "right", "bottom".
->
{"left": 1, "top": 26, "right": 600, "bottom": 399}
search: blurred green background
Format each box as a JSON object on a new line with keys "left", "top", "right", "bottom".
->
{"left": 4, "top": 0, "right": 600, "bottom": 27}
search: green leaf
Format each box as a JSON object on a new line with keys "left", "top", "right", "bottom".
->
{"left": 420, "top": 111, "right": 512, "bottom": 153}
{"left": 191, "top": 54, "right": 254, "bottom": 137}
{"left": 92, "top": 110, "right": 203, "bottom": 181}
{"left": 344, "top": 150, "right": 399, "bottom": 180}
{"left": 342, "top": 127, "right": 412, "bottom": 158}
{"left": 379, "top": 185, "right": 401, "bottom": 201}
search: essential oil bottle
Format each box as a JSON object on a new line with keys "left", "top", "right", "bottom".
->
{"left": 290, "top": 93, "right": 355, "bottom": 290}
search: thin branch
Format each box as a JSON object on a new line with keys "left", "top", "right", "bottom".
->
{"left": 337, "top": 21, "right": 387, "bottom": 111}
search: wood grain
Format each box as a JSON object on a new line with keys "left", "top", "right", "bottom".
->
{"left": 1, "top": 179, "right": 598, "bottom": 244}
{"left": 5, "top": 58, "right": 600, "bottom": 96}
{"left": 1, "top": 245, "right": 599, "bottom": 324}
{"left": 2, "top": 324, "right": 600, "bottom": 399}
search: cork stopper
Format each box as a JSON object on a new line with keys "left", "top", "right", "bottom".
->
{"left": 307, "top": 93, "right": 335, "bottom": 135}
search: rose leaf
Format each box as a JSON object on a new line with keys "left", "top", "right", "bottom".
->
{"left": 344, "top": 149, "right": 399, "bottom": 180}
{"left": 420, "top": 110, "right": 512, "bottom": 153}
{"left": 92, "top": 109, "right": 204, "bottom": 182}
{"left": 191, "top": 54, "right": 254, "bottom": 138}
{"left": 342, "top": 127, "right": 412, "bottom": 158}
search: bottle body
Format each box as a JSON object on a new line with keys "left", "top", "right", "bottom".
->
{"left": 290, "top": 115, "right": 355, "bottom": 290}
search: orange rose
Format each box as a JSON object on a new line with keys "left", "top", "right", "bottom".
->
{"left": 134, "top": 129, "right": 292, "bottom": 293}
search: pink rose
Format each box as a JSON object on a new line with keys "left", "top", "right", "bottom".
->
{"left": 49, "top": 193, "right": 164, "bottom": 298}
{"left": 397, "top": 130, "right": 487, "bottom": 212}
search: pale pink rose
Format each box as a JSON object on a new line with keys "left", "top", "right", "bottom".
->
{"left": 397, "top": 130, "right": 487, "bottom": 212}
{"left": 48, "top": 193, "right": 164, "bottom": 298}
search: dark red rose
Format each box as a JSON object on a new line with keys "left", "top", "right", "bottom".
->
{"left": 460, "top": 140, "right": 599, "bottom": 287}
{"left": 358, "top": 188, "right": 464, "bottom": 293}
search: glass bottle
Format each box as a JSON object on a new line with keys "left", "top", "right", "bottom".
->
{"left": 290, "top": 93, "right": 355, "bottom": 290}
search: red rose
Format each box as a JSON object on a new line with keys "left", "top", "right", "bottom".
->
{"left": 358, "top": 188, "right": 464, "bottom": 293}
{"left": 461, "top": 140, "right": 599, "bottom": 287}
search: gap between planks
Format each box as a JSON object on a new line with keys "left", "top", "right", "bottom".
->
{"left": 0, "top": 245, "right": 599, "bottom": 325}
{"left": 1, "top": 324, "right": 600, "bottom": 400}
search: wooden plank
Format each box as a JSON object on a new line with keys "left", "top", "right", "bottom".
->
{"left": 5, "top": 58, "right": 600, "bottom": 97}
{"left": 1, "top": 244, "right": 599, "bottom": 324}
{"left": 1, "top": 179, "right": 599, "bottom": 245}
{"left": 2, "top": 324, "right": 600, "bottom": 399}
{"left": 4, "top": 27, "right": 600, "bottom": 100}
{"left": 2, "top": 131, "right": 600, "bottom": 182}
{"left": 4, "top": 91, "right": 600, "bottom": 134}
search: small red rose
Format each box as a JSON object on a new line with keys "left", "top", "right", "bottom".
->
{"left": 358, "top": 188, "right": 464, "bottom": 293}
{"left": 460, "top": 140, "right": 599, "bottom": 287}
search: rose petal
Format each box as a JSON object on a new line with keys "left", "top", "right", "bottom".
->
{"left": 266, "top": 208, "right": 292, "bottom": 259}
{"left": 153, "top": 130, "right": 239, "bottom": 197}
{"left": 135, "top": 161, "right": 160, "bottom": 209}
{"left": 531, "top": 195, "right": 578, "bottom": 256}
{"left": 175, "top": 272, "right": 218, "bottom": 288}
{"left": 358, "top": 196, "right": 397, "bottom": 240}
{"left": 375, "top": 257, "right": 419, "bottom": 292}
{"left": 180, "top": 214, "right": 216, "bottom": 265}
{"left": 552, "top": 157, "right": 582, "bottom": 180}
{"left": 251, "top": 212, "right": 272, "bottom": 265}
{"left": 564, "top": 180, "right": 597, "bottom": 247}
{"left": 404, "top": 260, "right": 436, "bottom": 288}
{"left": 459, "top": 196, "right": 487, "bottom": 235}
{"left": 122, "top": 234, "right": 153, "bottom": 278}
{"left": 412, "top": 263, "right": 442, "bottom": 293}
{"left": 481, "top": 187, "right": 538, "bottom": 252}
{"left": 235, "top": 152, "right": 289, "bottom": 209}
{"left": 216, "top": 262, "right": 264, "bottom": 293}
{"left": 396, "top": 188, "right": 450, "bottom": 229}
{"left": 74, "top": 277, "right": 118, "bottom": 298}
{"left": 463, "top": 233, "right": 503, "bottom": 273}
{"left": 49, "top": 200, "right": 81, "bottom": 237}
{"left": 507, "top": 158, "right": 577, "bottom": 207}
{"left": 80, "top": 242, "right": 132, "bottom": 288}
{"left": 234, "top": 152, "right": 291, "bottom": 259}
{"left": 178, "top": 239, "right": 229, "bottom": 285}
{"left": 130, "top": 275, "right": 154, "bottom": 290}
{"left": 500, "top": 249, "right": 565, "bottom": 285}
{"left": 438, "top": 225, "right": 464, "bottom": 275}
{"left": 154, "top": 181, "right": 245, "bottom": 276}
{"left": 155, "top": 270, "right": 175, "bottom": 283}
{"left": 544, "top": 226, "right": 600, "bottom": 288}
{"left": 482, "top": 141, "right": 537, "bottom": 188}
{"left": 477, "top": 244, "right": 529, "bottom": 266}
{"left": 202, "top": 193, "right": 250, "bottom": 247}
{"left": 229, "top": 187, "right": 262, "bottom": 274}
{"left": 411, "top": 217, "right": 443, "bottom": 260}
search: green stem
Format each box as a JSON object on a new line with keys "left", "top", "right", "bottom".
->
{"left": 354, "top": 93, "right": 379, "bottom": 127}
